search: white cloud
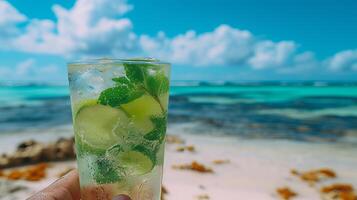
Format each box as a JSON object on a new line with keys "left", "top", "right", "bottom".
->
{"left": 328, "top": 49, "right": 357, "bottom": 71}
{"left": 0, "top": 1, "right": 26, "bottom": 25}
{"left": 140, "top": 25, "right": 254, "bottom": 66}
{"left": 0, "top": 0, "right": 356, "bottom": 76}
{"left": 276, "top": 51, "right": 320, "bottom": 74}
{"left": 0, "top": 0, "right": 26, "bottom": 47}
{"left": 13, "top": 19, "right": 66, "bottom": 54}
{"left": 11, "top": 0, "right": 137, "bottom": 57}
{"left": 0, "top": 59, "right": 35, "bottom": 80}
{"left": 0, "top": 59, "right": 61, "bottom": 81}
{"left": 248, "top": 41, "right": 297, "bottom": 69}
{"left": 4, "top": 1, "right": 259, "bottom": 66}
{"left": 140, "top": 25, "right": 318, "bottom": 71}
{"left": 16, "top": 59, "right": 35, "bottom": 76}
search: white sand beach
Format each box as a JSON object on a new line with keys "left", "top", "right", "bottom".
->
{"left": 1, "top": 127, "right": 357, "bottom": 200}
{"left": 163, "top": 133, "right": 357, "bottom": 200}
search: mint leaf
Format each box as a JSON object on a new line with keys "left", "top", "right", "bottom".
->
{"left": 144, "top": 115, "right": 167, "bottom": 142}
{"left": 124, "top": 63, "right": 148, "bottom": 83}
{"left": 146, "top": 72, "right": 169, "bottom": 97}
{"left": 93, "top": 158, "right": 120, "bottom": 184}
{"left": 98, "top": 86, "right": 129, "bottom": 107}
{"left": 112, "top": 77, "right": 131, "bottom": 85}
{"left": 100, "top": 63, "right": 168, "bottom": 112}
{"left": 98, "top": 86, "right": 143, "bottom": 107}
{"left": 123, "top": 63, "right": 169, "bottom": 97}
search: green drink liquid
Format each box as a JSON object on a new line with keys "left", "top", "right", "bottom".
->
{"left": 68, "top": 58, "right": 170, "bottom": 200}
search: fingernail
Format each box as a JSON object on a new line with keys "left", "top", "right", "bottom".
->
{"left": 112, "top": 194, "right": 132, "bottom": 200}
{"left": 52, "top": 170, "right": 75, "bottom": 184}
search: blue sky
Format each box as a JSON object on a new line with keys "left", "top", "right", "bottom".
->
{"left": 1, "top": 0, "right": 357, "bottom": 83}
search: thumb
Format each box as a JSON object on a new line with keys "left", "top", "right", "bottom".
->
{"left": 27, "top": 170, "right": 80, "bottom": 200}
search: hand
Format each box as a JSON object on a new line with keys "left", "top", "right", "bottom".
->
{"left": 27, "top": 170, "right": 131, "bottom": 200}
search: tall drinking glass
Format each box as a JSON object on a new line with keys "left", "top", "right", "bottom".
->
{"left": 67, "top": 58, "right": 170, "bottom": 200}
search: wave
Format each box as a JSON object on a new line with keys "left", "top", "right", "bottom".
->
{"left": 257, "top": 106, "right": 357, "bottom": 119}
{"left": 171, "top": 81, "right": 357, "bottom": 87}
{"left": 171, "top": 81, "right": 201, "bottom": 87}
{"left": 3, "top": 80, "right": 357, "bottom": 88}
{"left": 0, "top": 81, "right": 67, "bottom": 87}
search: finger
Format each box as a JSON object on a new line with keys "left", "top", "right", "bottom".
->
{"left": 27, "top": 170, "right": 80, "bottom": 200}
{"left": 112, "top": 194, "right": 132, "bottom": 200}
{"left": 44, "top": 170, "right": 81, "bottom": 200}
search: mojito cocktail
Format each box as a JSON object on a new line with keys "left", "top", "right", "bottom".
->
{"left": 68, "top": 58, "right": 170, "bottom": 200}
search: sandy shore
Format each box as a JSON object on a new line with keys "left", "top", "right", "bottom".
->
{"left": 1, "top": 132, "right": 357, "bottom": 200}
{"left": 163, "top": 133, "right": 357, "bottom": 200}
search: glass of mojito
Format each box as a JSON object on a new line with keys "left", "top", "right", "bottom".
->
{"left": 67, "top": 58, "right": 170, "bottom": 200}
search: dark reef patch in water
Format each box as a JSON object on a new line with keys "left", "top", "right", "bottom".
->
{"left": 168, "top": 94, "right": 357, "bottom": 143}
{"left": 0, "top": 98, "right": 72, "bottom": 132}
{"left": 1, "top": 91, "right": 357, "bottom": 144}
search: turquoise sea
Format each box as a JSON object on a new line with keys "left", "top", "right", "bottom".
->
{"left": 1, "top": 82, "right": 357, "bottom": 144}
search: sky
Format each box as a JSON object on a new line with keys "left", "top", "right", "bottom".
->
{"left": 0, "top": 0, "right": 357, "bottom": 84}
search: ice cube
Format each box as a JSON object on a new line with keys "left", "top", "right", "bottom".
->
{"left": 81, "top": 69, "right": 106, "bottom": 94}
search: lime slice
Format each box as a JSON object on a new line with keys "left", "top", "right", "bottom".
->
{"left": 121, "top": 95, "right": 162, "bottom": 134}
{"left": 74, "top": 104, "right": 130, "bottom": 154}
{"left": 118, "top": 150, "right": 154, "bottom": 176}
{"left": 74, "top": 134, "right": 106, "bottom": 156}
{"left": 107, "top": 144, "right": 155, "bottom": 176}
{"left": 72, "top": 99, "right": 98, "bottom": 116}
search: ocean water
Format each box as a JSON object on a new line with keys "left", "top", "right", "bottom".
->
{"left": 1, "top": 82, "right": 357, "bottom": 144}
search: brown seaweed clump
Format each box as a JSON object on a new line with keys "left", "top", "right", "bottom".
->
{"left": 166, "top": 135, "right": 185, "bottom": 144}
{"left": 196, "top": 194, "right": 210, "bottom": 199}
{"left": 176, "top": 145, "right": 196, "bottom": 152}
{"left": 276, "top": 187, "right": 298, "bottom": 200}
{"left": 291, "top": 168, "right": 336, "bottom": 185}
{"left": 320, "top": 184, "right": 357, "bottom": 200}
{"left": 172, "top": 161, "right": 213, "bottom": 173}
{"left": 212, "top": 159, "right": 230, "bottom": 165}
{"left": 4, "top": 163, "right": 49, "bottom": 181}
